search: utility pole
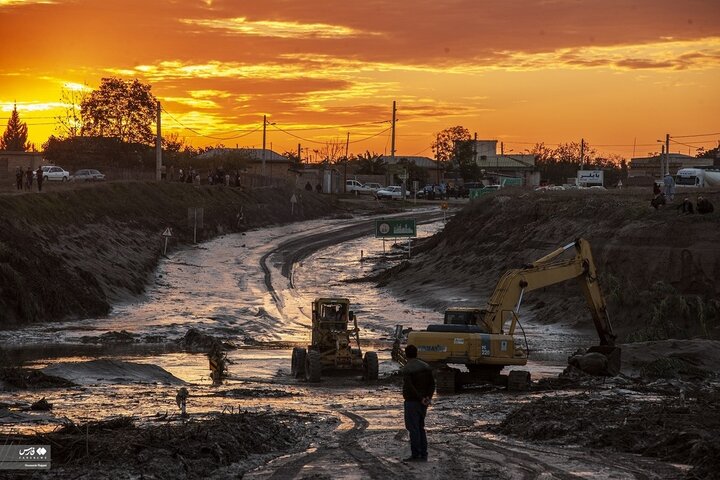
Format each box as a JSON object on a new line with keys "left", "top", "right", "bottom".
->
{"left": 501, "top": 141, "right": 504, "bottom": 156}
{"left": 297, "top": 143, "right": 301, "bottom": 164}
{"left": 344, "top": 132, "right": 349, "bottom": 193}
{"left": 155, "top": 100, "right": 162, "bottom": 181}
{"left": 473, "top": 132, "right": 478, "bottom": 166}
{"left": 262, "top": 115, "right": 267, "bottom": 176}
{"left": 435, "top": 133, "right": 440, "bottom": 184}
{"left": 665, "top": 133, "right": 670, "bottom": 176}
{"left": 580, "top": 138, "right": 585, "bottom": 170}
{"left": 391, "top": 101, "right": 402, "bottom": 199}
{"left": 660, "top": 144, "right": 665, "bottom": 179}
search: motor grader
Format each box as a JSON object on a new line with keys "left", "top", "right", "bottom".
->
{"left": 291, "top": 298, "right": 379, "bottom": 382}
{"left": 392, "top": 238, "right": 620, "bottom": 392}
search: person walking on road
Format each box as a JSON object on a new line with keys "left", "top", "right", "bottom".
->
{"left": 400, "top": 344, "right": 435, "bottom": 462}
{"left": 36, "top": 166, "right": 44, "bottom": 192}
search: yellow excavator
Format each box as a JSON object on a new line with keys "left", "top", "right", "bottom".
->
{"left": 392, "top": 238, "right": 620, "bottom": 392}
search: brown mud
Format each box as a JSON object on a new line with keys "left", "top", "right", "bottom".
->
{"left": 2, "top": 190, "right": 720, "bottom": 479}
{"left": 0, "top": 411, "right": 321, "bottom": 479}
{"left": 377, "top": 189, "right": 720, "bottom": 341}
{"left": 0, "top": 182, "right": 344, "bottom": 328}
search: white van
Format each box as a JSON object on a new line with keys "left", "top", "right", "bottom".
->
{"left": 676, "top": 168, "right": 705, "bottom": 187}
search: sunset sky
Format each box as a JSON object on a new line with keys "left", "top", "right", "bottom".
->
{"left": 1, "top": 0, "right": 719, "bottom": 159}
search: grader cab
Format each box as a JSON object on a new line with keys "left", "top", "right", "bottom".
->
{"left": 291, "top": 298, "right": 379, "bottom": 382}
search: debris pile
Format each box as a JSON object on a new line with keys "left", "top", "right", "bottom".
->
{"left": 0, "top": 367, "right": 76, "bottom": 390}
{"left": 1, "top": 411, "right": 315, "bottom": 479}
{"left": 494, "top": 385, "right": 720, "bottom": 479}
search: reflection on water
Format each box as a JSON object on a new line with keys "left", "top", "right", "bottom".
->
{"left": 0, "top": 214, "right": 593, "bottom": 433}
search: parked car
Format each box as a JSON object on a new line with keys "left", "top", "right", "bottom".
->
{"left": 375, "top": 185, "right": 411, "bottom": 200}
{"left": 72, "top": 169, "right": 106, "bottom": 181}
{"left": 363, "top": 182, "right": 384, "bottom": 193}
{"left": 345, "top": 179, "right": 373, "bottom": 194}
{"left": 43, "top": 166, "right": 70, "bottom": 182}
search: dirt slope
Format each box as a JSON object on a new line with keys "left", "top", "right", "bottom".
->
{"left": 0, "top": 182, "right": 340, "bottom": 327}
{"left": 380, "top": 189, "right": 720, "bottom": 341}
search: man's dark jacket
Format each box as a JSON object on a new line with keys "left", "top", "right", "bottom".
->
{"left": 401, "top": 358, "right": 435, "bottom": 401}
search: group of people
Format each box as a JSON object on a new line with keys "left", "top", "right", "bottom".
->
{"left": 679, "top": 195, "right": 715, "bottom": 215}
{"left": 15, "top": 166, "right": 44, "bottom": 192}
{"left": 652, "top": 178, "right": 715, "bottom": 213}
{"left": 304, "top": 181, "right": 323, "bottom": 193}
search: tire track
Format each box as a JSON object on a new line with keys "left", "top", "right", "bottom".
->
{"left": 267, "top": 409, "right": 407, "bottom": 480}
{"left": 261, "top": 212, "right": 445, "bottom": 302}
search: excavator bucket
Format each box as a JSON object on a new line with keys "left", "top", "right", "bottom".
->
{"left": 569, "top": 345, "right": 622, "bottom": 376}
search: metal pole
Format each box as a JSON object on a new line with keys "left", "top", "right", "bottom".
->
{"left": 156, "top": 100, "right": 162, "bottom": 181}
{"left": 660, "top": 145, "right": 665, "bottom": 179}
{"left": 262, "top": 115, "right": 267, "bottom": 176}
{"left": 665, "top": 133, "right": 670, "bottom": 176}
{"left": 436, "top": 133, "right": 440, "bottom": 184}
{"left": 580, "top": 138, "right": 585, "bottom": 170}
{"left": 344, "top": 132, "right": 349, "bottom": 193}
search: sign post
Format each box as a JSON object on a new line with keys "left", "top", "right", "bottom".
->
{"left": 188, "top": 207, "right": 204, "bottom": 244}
{"left": 375, "top": 218, "right": 417, "bottom": 258}
{"left": 162, "top": 227, "right": 173, "bottom": 256}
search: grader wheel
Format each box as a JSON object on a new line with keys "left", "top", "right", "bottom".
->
{"left": 291, "top": 347, "right": 306, "bottom": 378}
{"left": 362, "top": 351, "right": 379, "bottom": 380}
{"left": 305, "top": 350, "right": 322, "bottom": 383}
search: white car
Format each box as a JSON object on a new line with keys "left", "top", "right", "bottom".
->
{"left": 376, "top": 185, "right": 411, "bottom": 200}
{"left": 43, "top": 166, "right": 70, "bottom": 182}
{"left": 345, "top": 179, "right": 373, "bottom": 194}
{"left": 363, "top": 182, "right": 384, "bottom": 193}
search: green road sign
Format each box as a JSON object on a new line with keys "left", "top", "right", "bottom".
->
{"left": 375, "top": 219, "right": 417, "bottom": 238}
{"left": 469, "top": 188, "right": 493, "bottom": 199}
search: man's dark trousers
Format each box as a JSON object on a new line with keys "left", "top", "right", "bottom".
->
{"left": 404, "top": 400, "right": 428, "bottom": 459}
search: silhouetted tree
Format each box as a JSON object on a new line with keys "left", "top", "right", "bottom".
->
{"left": 81, "top": 77, "right": 157, "bottom": 145}
{"left": 432, "top": 126, "right": 470, "bottom": 162}
{"left": 696, "top": 146, "right": 719, "bottom": 159}
{"left": 355, "top": 151, "right": 386, "bottom": 174}
{"left": 1, "top": 105, "right": 30, "bottom": 151}
{"left": 55, "top": 85, "right": 87, "bottom": 139}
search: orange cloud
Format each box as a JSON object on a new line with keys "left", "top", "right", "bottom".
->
{"left": 180, "top": 16, "right": 379, "bottom": 39}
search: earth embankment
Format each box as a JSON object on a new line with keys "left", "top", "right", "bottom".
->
{"left": 379, "top": 189, "right": 720, "bottom": 341}
{"left": 0, "top": 182, "right": 339, "bottom": 327}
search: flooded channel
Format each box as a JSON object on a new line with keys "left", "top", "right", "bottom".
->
{"left": 1, "top": 213, "right": 593, "bottom": 433}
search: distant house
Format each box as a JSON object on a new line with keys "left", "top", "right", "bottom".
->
{"left": 0, "top": 150, "right": 45, "bottom": 181}
{"left": 387, "top": 155, "right": 439, "bottom": 169}
{"left": 629, "top": 153, "right": 712, "bottom": 178}
{"left": 197, "top": 148, "right": 294, "bottom": 178}
{"left": 458, "top": 140, "right": 540, "bottom": 187}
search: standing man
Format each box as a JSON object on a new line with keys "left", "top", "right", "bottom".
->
{"left": 400, "top": 344, "right": 435, "bottom": 462}
{"left": 15, "top": 167, "right": 23, "bottom": 191}
{"left": 663, "top": 173, "right": 675, "bottom": 201}
{"left": 25, "top": 167, "right": 33, "bottom": 190}
{"left": 36, "top": 166, "right": 44, "bottom": 192}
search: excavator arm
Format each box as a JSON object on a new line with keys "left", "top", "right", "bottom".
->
{"left": 483, "top": 238, "right": 616, "bottom": 346}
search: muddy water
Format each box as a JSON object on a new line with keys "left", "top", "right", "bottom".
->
{"left": 1, "top": 214, "right": 593, "bottom": 434}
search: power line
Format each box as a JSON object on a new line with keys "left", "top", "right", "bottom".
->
{"left": 669, "top": 138, "right": 712, "bottom": 149}
{"left": 161, "top": 107, "right": 262, "bottom": 140}
{"left": 274, "top": 120, "right": 390, "bottom": 131}
{"left": 269, "top": 123, "right": 391, "bottom": 145}
{"left": 672, "top": 132, "right": 720, "bottom": 139}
